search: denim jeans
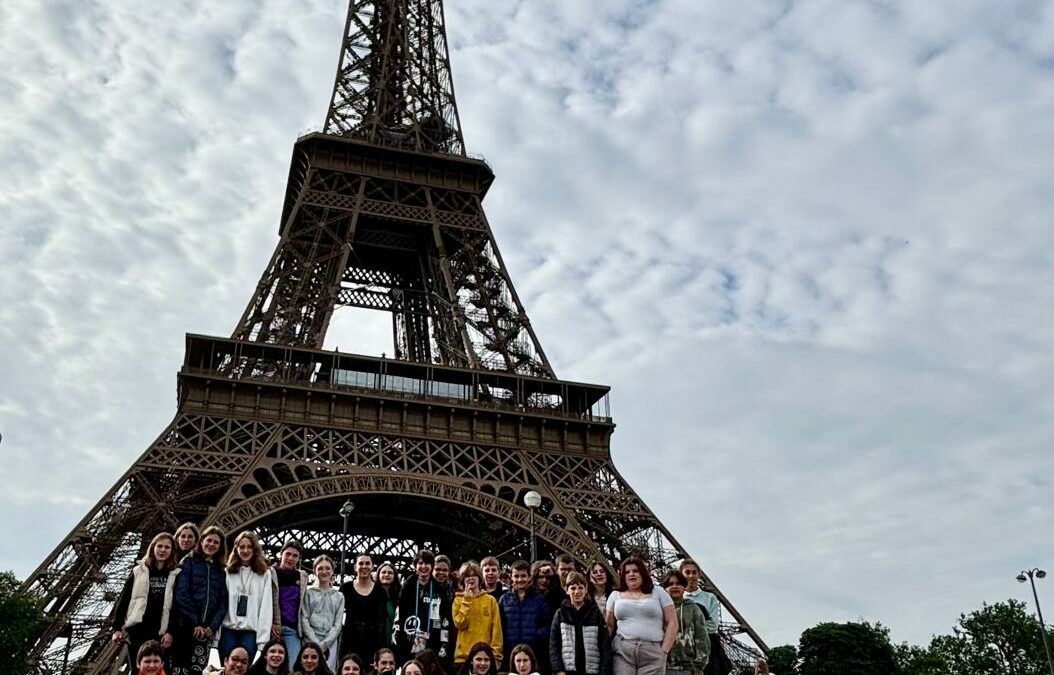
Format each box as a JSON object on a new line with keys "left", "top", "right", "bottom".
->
{"left": 282, "top": 626, "right": 302, "bottom": 667}
{"left": 219, "top": 627, "right": 258, "bottom": 663}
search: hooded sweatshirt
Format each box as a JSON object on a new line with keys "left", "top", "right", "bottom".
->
{"left": 301, "top": 585, "right": 345, "bottom": 655}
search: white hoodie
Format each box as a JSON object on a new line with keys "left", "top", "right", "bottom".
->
{"left": 223, "top": 566, "right": 274, "bottom": 644}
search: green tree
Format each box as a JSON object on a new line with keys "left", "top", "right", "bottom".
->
{"left": 893, "top": 642, "right": 949, "bottom": 675}
{"left": 797, "top": 621, "right": 896, "bottom": 675}
{"left": 767, "top": 644, "right": 798, "bottom": 674}
{"left": 927, "top": 599, "right": 1053, "bottom": 675}
{"left": 0, "top": 571, "right": 45, "bottom": 675}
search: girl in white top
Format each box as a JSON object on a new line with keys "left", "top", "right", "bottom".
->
{"left": 589, "top": 562, "right": 614, "bottom": 619}
{"left": 221, "top": 531, "right": 275, "bottom": 661}
{"left": 301, "top": 555, "right": 345, "bottom": 671}
{"left": 605, "top": 557, "right": 677, "bottom": 675}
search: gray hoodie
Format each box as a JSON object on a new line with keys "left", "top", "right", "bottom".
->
{"left": 301, "top": 585, "right": 345, "bottom": 654}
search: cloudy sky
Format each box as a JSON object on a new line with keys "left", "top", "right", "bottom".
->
{"left": 2, "top": 0, "right": 1054, "bottom": 650}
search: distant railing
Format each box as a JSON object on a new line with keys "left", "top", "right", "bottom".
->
{"left": 184, "top": 361, "right": 612, "bottom": 424}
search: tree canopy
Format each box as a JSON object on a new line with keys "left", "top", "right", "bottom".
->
{"left": 797, "top": 621, "right": 896, "bottom": 675}
{"left": 765, "top": 599, "right": 1054, "bottom": 675}
{"left": 0, "top": 571, "right": 45, "bottom": 675}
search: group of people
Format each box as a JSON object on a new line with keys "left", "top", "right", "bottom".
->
{"left": 114, "top": 522, "right": 765, "bottom": 675}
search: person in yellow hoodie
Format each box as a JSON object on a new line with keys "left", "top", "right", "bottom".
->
{"left": 453, "top": 562, "right": 503, "bottom": 672}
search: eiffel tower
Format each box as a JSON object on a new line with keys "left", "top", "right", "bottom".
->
{"left": 22, "top": 1, "right": 767, "bottom": 672}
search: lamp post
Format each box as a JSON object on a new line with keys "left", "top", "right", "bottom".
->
{"left": 524, "top": 490, "right": 541, "bottom": 561}
{"left": 1018, "top": 567, "right": 1054, "bottom": 675}
{"left": 339, "top": 500, "right": 355, "bottom": 584}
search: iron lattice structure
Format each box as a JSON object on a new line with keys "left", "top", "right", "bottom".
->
{"left": 22, "top": 1, "right": 767, "bottom": 673}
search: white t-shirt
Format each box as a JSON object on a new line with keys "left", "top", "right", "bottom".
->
{"left": 606, "top": 587, "right": 673, "bottom": 642}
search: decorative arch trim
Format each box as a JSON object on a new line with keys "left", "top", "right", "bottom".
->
{"left": 212, "top": 471, "right": 594, "bottom": 559}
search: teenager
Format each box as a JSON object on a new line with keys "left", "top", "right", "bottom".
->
{"left": 376, "top": 562, "right": 401, "bottom": 649}
{"left": 396, "top": 549, "right": 453, "bottom": 661}
{"left": 293, "top": 641, "right": 335, "bottom": 675}
{"left": 272, "top": 539, "right": 310, "bottom": 665}
{"left": 372, "top": 647, "right": 398, "bottom": 675}
{"left": 221, "top": 531, "right": 274, "bottom": 661}
{"left": 174, "top": 525, "right": 229, "bottom": 675}
{"left": 554, "top": 556, "right": 577, "bottom": 590}
{"left": 415, "top": 649, "right": 447, "bottom": 675}
{"left": 498, "top": 561, "right": 550, "bottom": 670}
{"left": 507, "top": 644, "right": 540, "bottom": 675}
{"left": 452, "top": 561, "right": 502, "bottom": 670}
{"left": 606, "top": 557, "right": 676, "bottom": 675}
{"left": 480, "top": 558, "right": 505, "bottom": 602}
{"left": 457, "top": 643, "right": 498, "bottom": 675}
{"left": 340, "top": 554, "right": 388, "bottom": 665}
{"left": 660, "top": 572, "right": 708, "bottom": 675}
{"left": 217, "top": 646, "right": 251, "bottom": 675}
{"left": 112, "top": 532, "right": 180, "bottom": 672}
{"left": 136, "top": 640, "right": 166, "bottom": 675}
{"left": 174, "top": 523, "right": 200, "bottom": 562}
{"left": 247, "top": 639, "right": 290, "bottom": 675}
{"left": 402, "top": 661, "right": 425, "bottom": 675}
{"left": 549, "top": 573, "right": 611, "bottom": 675}
{"left": 588, "top": 564, "right": 613, "bottom": 620}
{"left": 676, "top": 561, "right": 727, "bottom": 675}
{"left": 170, "top": 523, "right": 200, "bottom": 674}
{"left": 531, "top": 562, "right": 563, "bottom": 616}
{"left": 338, "top": 653, "right": 365, "bottom": 675}
{"left": 434, "top": 555, "right": 458, "bottom": 672}
{"left": 434, "top": 556, "right": 454, "bottom": 601}
{"left": 302, "top": 555, "right": 346, "bottom": 671}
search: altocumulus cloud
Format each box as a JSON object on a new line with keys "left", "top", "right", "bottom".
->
{"left": 1, "top": 0, "right": 1053, "bottom": 648}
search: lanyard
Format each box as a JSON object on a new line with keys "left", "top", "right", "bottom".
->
{"left": 415, "top": 577, "right": 434, "bottom": 628}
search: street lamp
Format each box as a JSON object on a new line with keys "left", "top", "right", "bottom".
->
{"left": 524, "top": 490, "right": 542, "bottom": 561}
{"left": 339, "top": 500, "right": 355, "bottom": 584}
{"left": 1018, "top": 567, "right": 1054, "bottom": 675}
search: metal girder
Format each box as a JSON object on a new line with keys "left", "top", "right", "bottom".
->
{"left": 324, "top": 0, "right": 465, "bottom": 155}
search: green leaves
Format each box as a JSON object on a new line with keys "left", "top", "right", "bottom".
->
{"left": 0, "top": 571, "right": 46, "bottom": 675}
{"left": 765, "top": 599, "right": 1053, "bottom": 675}
{"left": 922, "top": 600, "right": 1052, "bottom": 675}
{"left": 797, "top": 621, "right": 896, "bottom": 675}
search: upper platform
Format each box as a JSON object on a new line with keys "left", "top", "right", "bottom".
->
{"left": 280, "top": 132, "right": 496, "bottom": 234}
{"left": 181, "top": 334, "right": 612, "bottom": 425}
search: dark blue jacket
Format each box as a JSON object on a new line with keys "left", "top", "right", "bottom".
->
{"left": 499, "top": 587, "right": 551, "bottom": 659}
{"left": 174, "top": 553, "right": 228, "bottom": 633}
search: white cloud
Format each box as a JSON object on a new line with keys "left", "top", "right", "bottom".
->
{"left": 2, "top": 0, "right": 1053, "bottom": 650}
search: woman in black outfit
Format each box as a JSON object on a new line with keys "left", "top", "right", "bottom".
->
{"left": 340, "top": 553, "right": 390, "bottom": 664}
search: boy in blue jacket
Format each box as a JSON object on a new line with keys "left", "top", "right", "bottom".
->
{"left": 499, "top": 560, "right": 552, "bottom": 673}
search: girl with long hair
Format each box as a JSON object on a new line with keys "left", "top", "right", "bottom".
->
{"left": 507, "top": 644, "right": 539, "bottom": 675}
{"left": 302, "top": 555, "right": 345, "bottom": 671}
{"left": 112, "top": 532, "right": 181, "bottom": 673}
{"left": 375, "top": 562, "right": 401, "bottom": 648}
{"left": 339, "top": 553, "right": 387, "bottom": 667}
{"left": 174, "top": 523, "right": 200, "bottom": 562}
{"left": 247, "top": 639, "right": 290, "bottom": 675}
{"left": 338, "top": 653, "right": 364, "bottom": 675}
{"left": 169, "top": 523, "right": 200, "bottom": 673}
{"left": 457, "top": 643, "right": 497, "bottom": 675}
{"left": 588, "top": 563, "right": 614, "bottom": 619}
{"left": 221, "top": 530, "right": 274, "bottom": 661}
{"left": 174, "top": 525, "right": 229, "bottom": 675}
{"left": 402, "top": 661, "right": 426, "bottom": 675}
{"left": 605, "top": 557, "right": 677, "bottom": 675}
{"left": 293, "top": 641, "right": 335, "bottom": 675}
